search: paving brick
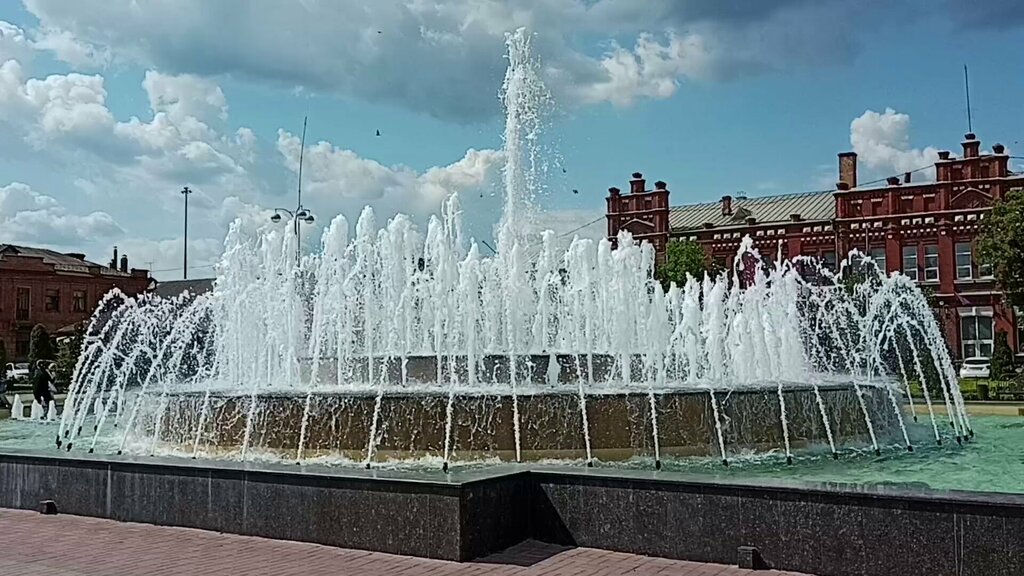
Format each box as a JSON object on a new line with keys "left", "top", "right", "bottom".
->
{"left": 0, "top": 509, "right": 815, "bottom": 575}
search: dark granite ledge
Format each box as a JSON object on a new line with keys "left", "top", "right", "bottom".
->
{"left": 1, "top": 449, "right": 1022, "bottom": 574}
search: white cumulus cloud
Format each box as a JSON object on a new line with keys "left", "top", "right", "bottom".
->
{"left": 850, "top": 108, "right": 939, "bottom": 180}
{"left": 0, "top": 181, "right": 123, "bottom": 247}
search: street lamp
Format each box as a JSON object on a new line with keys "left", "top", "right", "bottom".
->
{"left": 181, "top": 186, "right": 193, "bottom": 279}
{"left": 270, "top": 207, "right": 316, "bottom": 261}
{"left": 268, "top": 116, "right": 315, "bottom": 263}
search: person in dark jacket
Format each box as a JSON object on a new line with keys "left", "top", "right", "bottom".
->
{"left": 32, "top": 360, "right": 54, "bottom": 407}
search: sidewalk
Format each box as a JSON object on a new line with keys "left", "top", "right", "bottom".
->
{"left": 0, "top": 508, "right": 812, "bottom": 576}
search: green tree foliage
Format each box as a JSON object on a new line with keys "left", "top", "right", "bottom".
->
{"left": 979, "top": 188, "right": 1024, "bottom": 312}
{"left": 54, "top": 325, "right": 84, "bottom": 385}
{"left": 655, "top": 239, "right": 718, "bottom": 290}
{"left": 990, "top": 330, "right": 1015, "bottom": 381}
{"left": 28, "top": 324, "right": 54, "bottom": 376}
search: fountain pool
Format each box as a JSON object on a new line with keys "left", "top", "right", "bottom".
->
{"left": 40, "top": 28, "right": 973, "bottom": 472}
{"left": 1, "top": 414, "right": 1020, "bottom": 493}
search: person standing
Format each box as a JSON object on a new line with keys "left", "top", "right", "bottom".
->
{"left": 32, "top": 360, "right": 54, "bottom": 408}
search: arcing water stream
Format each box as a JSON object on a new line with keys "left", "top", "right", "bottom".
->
{"left": 54, "top": 29, "right": 969, "bottom": 469}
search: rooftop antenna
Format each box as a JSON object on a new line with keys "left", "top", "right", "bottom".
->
{"left": 964, "top": 64, "right": 973, "bottom": 133}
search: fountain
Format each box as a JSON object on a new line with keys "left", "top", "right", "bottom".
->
{"left": 56, "top": 29, "right": 968, "bottom": 469}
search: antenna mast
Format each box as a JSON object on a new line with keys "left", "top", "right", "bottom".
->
{"left": 964, "top": 65, "right": 973, "bottom": 133}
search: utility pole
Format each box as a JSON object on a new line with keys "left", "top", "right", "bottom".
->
{"left": 181, "top": 186, "right": 193, "bottom": 279}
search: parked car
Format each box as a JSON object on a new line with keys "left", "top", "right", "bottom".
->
{"left": 3, "top": 362, "right": 30, "bottom": 383}
{"left": 959, "top": 357, "right": 991, "bottom": 380}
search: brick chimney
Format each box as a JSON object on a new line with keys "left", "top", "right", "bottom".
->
{"left": 903, "top": 171, "right": 912, "bottom": 184}
{"left": 938, "top": 150, "right": 951, "bottom": 160}
{"left": 120, "top": 254, "right": 129, "bottom": 273}
{"left": 629, "top": 172, "right": 645, "bottom": 194}
{"left": 993, "top": 143, "right": 1006, "bottom": 154}
{"left": 721, "top": 195, "right": 733, "bottom": 217}
{"left": 838, "top": 152, "right": 858, "bottom": 189}
{"left": 109, "top": 246, "right": 118, "bottom": 269}
{"left": 886, "top": 176, "right": 901, "bottom": 186}
{"left": 962, "top": 133, "right": 980, "bottom": 158}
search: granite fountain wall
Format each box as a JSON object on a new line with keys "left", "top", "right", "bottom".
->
{"left": 1, "top": 450, "right": 1021, "bottom": 575}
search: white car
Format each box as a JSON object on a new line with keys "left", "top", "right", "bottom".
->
{"left": 4, "top": 362, "right": 30, "bottom": 382}
{"left": 959, "top": 357, "right": 990, "bottom": 379}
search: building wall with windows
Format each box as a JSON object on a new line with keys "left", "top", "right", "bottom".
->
{"left": 605, "top": 132, "right": 1023, "bottom": 362}
{"left": 0, "top": 245, "right": 151, "bottom": 361}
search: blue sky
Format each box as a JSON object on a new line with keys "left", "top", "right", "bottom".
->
{"left": 1, "top": 1, "right": 1023, "bottom": 278}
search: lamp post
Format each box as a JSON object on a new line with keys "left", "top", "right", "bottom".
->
{"left": 270, "top": 207, "right": 316, "bottom": 262}
{"left": 270, "top": 116, "right": 314, "bottom": 263}
{"left": 181, "top": 186, "right": 193, "bottom": 279}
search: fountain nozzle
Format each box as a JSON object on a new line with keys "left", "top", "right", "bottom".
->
{"left": 364, "top": 462, "right": 371, "bottom": 470}
{"left": 874, "top": 448, "right": 881, "bottom": 457}
{"left": 654, "top": 459, "right": 662, "bottom": 471}
{"left": 65, "top": 443, "right": 73, "bottom": 452}
{"left": 55, "top": 436, "right": 62, "bottom": 448}
{"left": 906, "top": 445, "right": 914, "bottom": 452}
{"left": 585, "top": 460, "right": 594, "bottom": 468}
{"left": 88, "top": 448, "right": 93, "bottom": 454}
{"left": 442, "top": 461, "right": 449, "bottom": 473}
{"left": 721, "top": 459, "right": 729, "bottom": 467}
{"left": 955, "top": 436, "right": 962, "bottom": 445}
{"left": 831, "top": 452, "right": 839, "bottom": 460}
{"left": 786, "top": 455, "right": 793, "bottom": 465}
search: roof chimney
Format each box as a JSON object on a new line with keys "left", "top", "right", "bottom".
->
{"left": 836, "top": 182, "right": 850, "bottom": 191}
{"left": 629, "top": 172, "right": 645, "bottom": 194}
{"left": 838, "top": 152, "right": 858, "bottom": 189}
{"left": 993, "top": 143, "right": 1006, "bottom": 154}
{"left": 65, "top": 252, "right": 86, "bottom": 261}
{"left": 886, "top": 176, "right": 901, "bottom": 186}
{"left": 745, "top": 216, "right": 757, "bottom": 226}
{"left": 120, "top": 254, "right": 129, "bottom": 273}
{"left": 938, "top": 150, "right": 951, "bottom": 160}
{"left": 789, "top": 213, "right": 803, "bottom": 222}
{"left": 903, "top": 171, "right": 912, "bottom": 184}
{"left": 654, "top": 180, "right": 667, "bottom": 191}
{"left": 962, "top": 133, "right": 980, "bottom": 158}
{"left": 608, "top": 186, "right": 620, "bottom": 197}
{"left": 110, "top": 246, "right": 118, "bottom": 269}
{"left": 721, "top": 195, "right": 733, "bottom": 217}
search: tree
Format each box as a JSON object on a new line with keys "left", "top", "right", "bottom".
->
{"left": 655, "top": 239, "right": 719, "bottom": 290}
{"left": 54, "top": 324, "right": 84, "bottom": 385}
{"left": 990, "top": 330, "right": 1015, "bottom": 381}
{"left": 28, "top": 324, "right": 54, "bottom": 376}
{"left": 979, "top": 188, "right": 1024, "bottom": 312}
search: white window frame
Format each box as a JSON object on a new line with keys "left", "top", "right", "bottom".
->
{"left": 955, "top": 241, "right": 973, "bottom": 280}
{"left": 923, "top": 244, "right": 939, "bottom": 282}
{"left": 902, "top": 245, "right": 918, "bottom": 281}
{"left": 959, "top": 307, "right": 994, "bottom": 359}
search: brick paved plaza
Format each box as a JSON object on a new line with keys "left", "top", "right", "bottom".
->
{"left": 0, "top": 509, "right": 812, "bottom": 576}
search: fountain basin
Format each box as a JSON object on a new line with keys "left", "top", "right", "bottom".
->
{"left": 151, "top": 381, "right": 901, "bottom": 462}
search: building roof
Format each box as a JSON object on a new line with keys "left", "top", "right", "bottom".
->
{"left": 151, "top": 278, "right": 215, "bottom": 299}
{"left": 668, "top": 190, "right": 835, "bottom": 233}
{"left": 0, "top": 244, "right": 106, "bottom": 268}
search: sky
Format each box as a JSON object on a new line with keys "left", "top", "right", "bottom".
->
{"left": 1, "top": 1, "right": 1023, "bottom": 280}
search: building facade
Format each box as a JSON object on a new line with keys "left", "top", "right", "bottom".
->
{"left": 606, "top": 132, "right": 1023, "bottom": 361}
{"left": 0, "top": 245, "right": 151, "bottom": 361}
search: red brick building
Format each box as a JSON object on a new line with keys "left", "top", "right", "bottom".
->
{"left": 606, "top": 132, "right": 1024, "bottom": 361}
{"left": 0, "top": 245, "right": 151, "bottom": 361}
